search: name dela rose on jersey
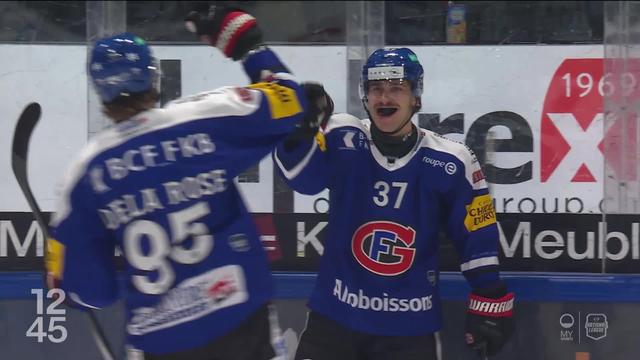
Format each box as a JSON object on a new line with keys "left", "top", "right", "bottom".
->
{"left": 47, "top": 47, "right": 307, "bottom": 354}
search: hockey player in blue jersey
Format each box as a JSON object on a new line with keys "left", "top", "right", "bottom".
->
{"left": 274, "top": 48, "right": 515, "bottom": 359}
{"left": 45, "top": 6, "right": 330, "bottom": 360}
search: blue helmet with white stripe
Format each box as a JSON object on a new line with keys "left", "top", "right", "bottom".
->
{"left": 360, "top": 48, "right": 424, "bottom": 101}
{"left": 89, "top": 32, "right": 159, "bottom": 103}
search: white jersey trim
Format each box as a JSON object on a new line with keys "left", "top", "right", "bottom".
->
{"left": 267, "top": 304, "right": 287, "bottom": 360}
{"left": 50, "top": 139, "right": 106, "bottom": 226}
{"left": 324, "top": 112, "right": 365, "bottom": 134}
{"left": 419, "top": 130, "right": 488, "bottom": 190}
{"left": 325, "top": 115, "right": 483, "bottom": 184}
{"left": 324, "top": 114, "right": 423, "bottom": 172}
{"left": 51, "top": 86, "right": 264, "bottom": 226}
{"left": 369, "top": 127, "right": 423, "bottom": 172}
{"left": 460, "top": 256, "right": 500, "bottom": 272}
{"left": 273, "top": 139, "right": 318, "bottom": 180}
{"left": 69, "top": 292, "right": 101, "bottom": 309}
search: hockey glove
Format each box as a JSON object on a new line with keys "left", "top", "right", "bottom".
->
{"left": 283, "top": 82, "right": 334, "bottom": 152}
{"left": 465, "top": 282, "right": 515, "bottom": 356}
{"left": 185, "top": 5, "right": 263, "bottom": 60}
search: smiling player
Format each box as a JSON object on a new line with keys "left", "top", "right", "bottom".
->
{"left": 274, "top": 48, "right": 515, "bottom": 360}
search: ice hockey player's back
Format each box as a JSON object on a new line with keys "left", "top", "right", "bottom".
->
{"left": 49, "top": 84, "right": 303, "bottom": 353}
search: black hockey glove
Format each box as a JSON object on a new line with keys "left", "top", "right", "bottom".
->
{"left": 185, "top": 5, "right": 263, "bottom": 60}
{"left": 465, "top": 282, "right": 515, "bottom": 356}
{"left": 283, "top": 82, "right": 334, "bottom": 152}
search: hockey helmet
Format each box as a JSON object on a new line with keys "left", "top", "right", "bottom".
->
{"left": 360, "top": 47, "right": 424, "bottom": 101}
{"left": 89, "top": 32, "right": 159, "bottom": 103}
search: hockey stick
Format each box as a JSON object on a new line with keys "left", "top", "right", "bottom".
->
{"left": 11, "top": 103, "right": 116, "bottom": 360}
{"left": 477, "top": 342, "right": 489, "bottom": 360}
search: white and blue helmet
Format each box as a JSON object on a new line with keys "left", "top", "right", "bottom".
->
{"left": 89, "top": 32, "right": 159, "bottom": 103}
{"left": 360, "top": 47, "right": 424, "bottom": 101}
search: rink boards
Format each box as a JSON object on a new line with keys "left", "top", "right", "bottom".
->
{"left": 0, "top": 272, "right": 638, "bottom": 360}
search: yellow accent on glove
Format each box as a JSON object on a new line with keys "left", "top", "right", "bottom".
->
{"left": 315, "top": 132, "right": 327, "bottom": 152}
{"left": 45, "top": 238, "right": 65, "bottom": 280}
{"left": 248, "top": 82, "right": 303, "bottom": 119}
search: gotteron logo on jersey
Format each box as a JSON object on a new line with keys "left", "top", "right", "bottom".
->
{"left": 541, "top": 58, "right": 638, "bottom": 184}
{"left": 351, "top": 221, "right": 416, "bottom": 276}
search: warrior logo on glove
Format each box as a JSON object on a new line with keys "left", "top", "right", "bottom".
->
{"left": 465, "top": 283, "right": 515, "bottom": 356}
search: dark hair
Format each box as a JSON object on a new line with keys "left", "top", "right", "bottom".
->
{"left": 103, "top": 89, "right": 159, "bottom": 122}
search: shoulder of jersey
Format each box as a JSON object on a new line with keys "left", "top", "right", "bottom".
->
{"left": 80, "top": 86, "right": 265, "bottom": 162}
{"left": 324, "top": 112, "right": 367, "bottom": 134}
{"left": 164, "top": 86, "right": 263, "bottom": 119}
{"left": 419, "top": 128, "right": 478, "bottom": 166}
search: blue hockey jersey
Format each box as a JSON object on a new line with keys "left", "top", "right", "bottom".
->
{"left": 47, "top": 48, "right": 306, "bottom": 353}
{"left": 274, "top": 113, "right": 501, "bottom": 336}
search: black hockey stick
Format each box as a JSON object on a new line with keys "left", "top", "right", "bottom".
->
{"left": 477, "top": 342, "right": 489, "bottom": 360}
{"left": 11, "top": 103, "right": 116, "bottom": 360}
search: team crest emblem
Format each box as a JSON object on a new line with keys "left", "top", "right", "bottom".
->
{"left": 351, "top": 221, "right": 416, "bottom": 276}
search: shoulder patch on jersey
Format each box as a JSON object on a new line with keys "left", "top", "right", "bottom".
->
{"left": 472, "top": 169, "right": 485, "bottom": 183}
{"left": 247, "top": 82, "right": 302, "bottom": 119}
{"left": 464, "top": 194, "right": 497, "bottom": 232}
{"left": 233, "top": 87, "right": 254, "bottom": 102}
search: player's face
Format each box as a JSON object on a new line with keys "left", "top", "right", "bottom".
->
{"left": 366, "top": 79, "right": 416, "bottom": 134}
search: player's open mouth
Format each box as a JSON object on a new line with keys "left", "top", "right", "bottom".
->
{"left": 377, "top": 107, "right": 398, "bottom": 116}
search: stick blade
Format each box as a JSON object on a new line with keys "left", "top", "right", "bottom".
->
{"left": 11, "top": 102, "right": 41, "bottom": 177}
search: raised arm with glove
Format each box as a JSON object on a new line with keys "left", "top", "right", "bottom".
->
{"left": 283, "top": 82, "right": 334, "bottom": 151}
{"left": 185, "top": 5, "right": 262, "bottom": 61}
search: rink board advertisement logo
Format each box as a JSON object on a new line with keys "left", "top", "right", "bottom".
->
{"left": 541, "top": 59, "right": 603, "bottom": 184}
{"left": 253, "top": 214, "right": 283, "bottom": 262}
{"left": 5, "top": 212, "right": 640, "bottom": 273}
{"left": 6, "top": 46, "right": 640, "bottom": 274}
{"left": 414, "top": 56, "right": 640, "bottom": 215}
{"left": 351, "top": 221, "right": 416, "bottom": 276}
{"left": 0, "top": 212, "right": 48, "bottom": 270}
{"left": 540, "top": 58, "right": 640, "bottom": 184}
{"left": 498, "top": 213, "right": 640, "bottom": 273}
{"left": 585, "top": 313, "right": 608, "bottom": 340}
{"left": 557, "top": 312, "right": 609, "bottom": 343}
{"left": 409, "top": 51, "right": 640, "bottom": 215}
{"left": 287, "top": 212, "right": 640, "bottom": 273}
{"left": 559, "top": 313, "right": 575, "bottom": 341}
{"left": 4, "top": 45, "right": 637, "bottom": 217}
